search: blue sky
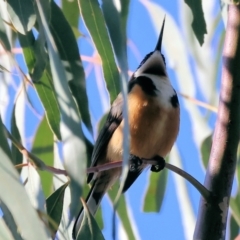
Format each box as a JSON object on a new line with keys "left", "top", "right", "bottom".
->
{"left": 2, "top": 0, "right": 228, "bottom": 239}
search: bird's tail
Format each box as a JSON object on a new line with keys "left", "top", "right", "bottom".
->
{"left": 72, "top": 180, "right": 106, "bottom": 239}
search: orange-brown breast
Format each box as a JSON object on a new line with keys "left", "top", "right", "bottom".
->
{"left": 107, "top": 85, "right": 180, "bottom": 161}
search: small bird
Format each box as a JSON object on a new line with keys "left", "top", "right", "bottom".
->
{"left": 72, "top": 17, "right": 180, "bottom": 239}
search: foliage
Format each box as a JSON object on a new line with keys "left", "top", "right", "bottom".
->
{"left": 0, "top": 0, "right": 239, "bottom": 239}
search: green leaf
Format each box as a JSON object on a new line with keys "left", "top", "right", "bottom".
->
{"left": 0, "top": 116, "right": 49, "bottom": 240}
{"left": 0, "top": 206, "right": 15, "bottom": 240}
{"left": 80, "top": 183, "right": 104, "bottom": 229}
{"left": 6, "top": 0, "right": 36, "bottom": 35}
{"left": 119, "top": 0, "right": 130, "bottom": 46}
{"left": 24, "top": 165, "right": 46, "bottom": 213}
{"left": 0, "top": 16, "right": 11, "bottom": 51}
{"left": 200, "top": 134, "right": 212, "bottom": 169}
{"left": 230, "top": 195, "right": 240, "bottom": 226}
{"left": 108, "top": 183, "right": 136, "bottom": 240}
{"left": 50, "top": 1, "right": 92, "bottom": 134}
{"left": 62, "top": 0, "right": 80, "bottom": 29}
{"left": 10, "top": 105, "right": 23, "bottom": 171}
{"left": 102, "top": 0, "right": 128, "bottom": 67}
{"left": 0, "top": 201, "right": 23, "bottom": 240}
{"left": 76, "top": 199, "right": 105, "bottom": 240}
{"left": 35, "top": 0, "right": 87, "bottom": 217}
{"left": 184, "top": 0, "right": 207, "bottom": 45}
{"left": 46, "top": 182, "right": 68, "bottom": 234}
{"left": 78, "top": 0, "right": 121, "bottom": 103}
{"left": 143, "top": 169, "right": 168, "bottom": 212}
{"left": 18, "top": 31, "right": 61, "bottom": 140}
{"left": 230, "top": 214, "right": 239, "bottom": 239}
{"left": 32, "top": 116, "right": 54, "bottom": 197}
{"left": 102, "top": 0, "right": 130, "bottom": 203}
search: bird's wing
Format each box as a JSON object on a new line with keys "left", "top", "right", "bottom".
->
{"left": 87, "top": 94, "right": 123, "bottom": 183}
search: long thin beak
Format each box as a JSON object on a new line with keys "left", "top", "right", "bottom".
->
{"left": 155, "top": 16, "right": 166, "bottom": 52}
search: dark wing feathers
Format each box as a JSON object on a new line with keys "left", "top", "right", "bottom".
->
{"left": 87, "top": 89, "right": 146, "bottom": 193}
{"left": 87, "top": 94, "right": 123, "bottom": 183}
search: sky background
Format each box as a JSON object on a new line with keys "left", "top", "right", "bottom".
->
{"left": 1, "top": 0, "right": 232, "bottom": 239}
{"left": 76, "top": 0, "right": 225, "bottom": 239}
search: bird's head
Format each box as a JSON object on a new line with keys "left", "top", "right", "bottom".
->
{"left": 134, "top": 17, "right": 167, "bottom": 78}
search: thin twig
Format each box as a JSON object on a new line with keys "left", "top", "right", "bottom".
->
{"left": 6, "top": 125, "right": 210, "bottom": 200}
{"left": 179, "top": 93, "right": 218, "bottom": 113}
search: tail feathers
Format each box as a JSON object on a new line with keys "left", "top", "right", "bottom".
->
{"left": 72, "top": 181, "right": 105, "bottom": 239}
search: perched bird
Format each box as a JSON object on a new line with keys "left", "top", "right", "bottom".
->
{"left": 72, "top": 17, "right": 180, "bottom": 239}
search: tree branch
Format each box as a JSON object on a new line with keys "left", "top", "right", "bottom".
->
{"left": 5, "top": 123, "right": 210, "bottom": 200}
{"left": 194, "top": 4, "right": 240, "bottom": 240}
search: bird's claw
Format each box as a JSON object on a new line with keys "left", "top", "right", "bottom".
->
{"left": 151, "top": 156, "right": 165, "bottom": 172}
{"left": 129, "top": 155, "right": 142, "bottom": 172}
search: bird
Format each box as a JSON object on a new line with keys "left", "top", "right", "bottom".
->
{"left": 72, "top": 17, "right": 180, "bottom": 239}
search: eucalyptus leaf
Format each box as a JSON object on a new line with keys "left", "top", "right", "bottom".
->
{"left": 62, "top": 0, "right": 80, "bottom": 29}
{"left": 184, "top": 0, "right": 207, "bottom": 45}
{"left": 108, "top": 183, "right": 136, "bottom": 240}
{"left": 76, "top": 199, "right": 105, "bottom": 240}
{"left": 18, "top": 31, "right": 62, "bottom": 140}
{"left": 46, "top": 182, "right": 68, "bottom": 235}
{"left": 78, "top": 0, "right": 121, "bottom": 103}
{"left": 230, "top": 214, "right": 239, "bottom": 239}
{"left": 10, "top": 105, "right": 23, "bottom": 170}
{"left": 32, "top": 116, "right": 54, "bottom": 197}
{"left": 0, "top": 16, "right": 11, "bottom": 51}
{"left": 6, "top": 0, "right": 36, "bottom": 34}
{"left": 0, "top": 212, "right": 15, "bottom": 240}
{"left": 0, "top": 116, "right": 49, "bottom": 240}
{"left": 0, "top": 201, "right": 22, "bottom": 240}
{"left": 230, "top": 195, "right": 240, "bottom": 226}
{"left": 143, "top": 169, "right": 168, "bottom": 212}
{"left": 35, "top": 0, "right": 87, "bottom": 218}
{"left": 50, "top": 1, "right": 92, "bottom": 134}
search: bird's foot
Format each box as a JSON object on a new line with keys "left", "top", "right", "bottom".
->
{"left": 150, "top": 156, "right": 165, "bottom": 172}
{"left": 129, "top": 155, "right": 142, "bottom": 172}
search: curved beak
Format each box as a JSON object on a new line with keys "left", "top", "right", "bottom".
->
{"left": 155, "top": 16, "right": 166, "bottom": 52}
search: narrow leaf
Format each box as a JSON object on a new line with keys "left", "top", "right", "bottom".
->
{"left": 108, "top": 183, "right": 136, "bottom": 240}
{"left": 102, "top": 0, "right": 129, "bottom": 205}
{"left": 24, "top": 164, "right": 46, "bottom": 212}
{"left": 78, "top": 0, "right": 121, "bottom": 102}
{"left": 76, "top": 199, "right": 105, "bottom": 240}
{"left": 50, "top": 1, "right": 92, "bottom": 133}
{"left": 102, "top": 0, "right": 128, "bottom": 66}
{"left": 32, "top": 116, "right": 53, "bottom": 197}
{"left": 46, "top": 182, "right": 68, "bottom": 234}
{"left": 0, "top": 16, "right": 11, "bottom": 51}
{"left": 184, "top": 0, "right": 207, "bottom": 45}
{"left": 0, "top": 206, "right": 15, "bottom": 240}
{"left": 10, "top": 105, "right": 23, "bottom": 171}
{"left": 230, "top": 195, "right": 240, "bottom": 226}
{"left": 143, "top": 169, "right": 168, "bottom": 212}
{"left": 230, "top": 214, "right": 239, "bottom": 239}
{"left": 62, "top": 0, "right": 80, "bottom": 29}
{"left": 0, "top": 201, "right": 23, "bottom": 240}
{"left": 119, "top": 0, "right": 130, "bottom": 46}
{"left": 0, "top": 116, "right": 49, "bottom": 240}
{"left": 35, "top": 0, "right": 87, "bottom": 218}
{"left": 6, "top": 0, "right": 36, "bottom": 34}
{"left": 18, "top": 31, "right": 61, "bottom": 140}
